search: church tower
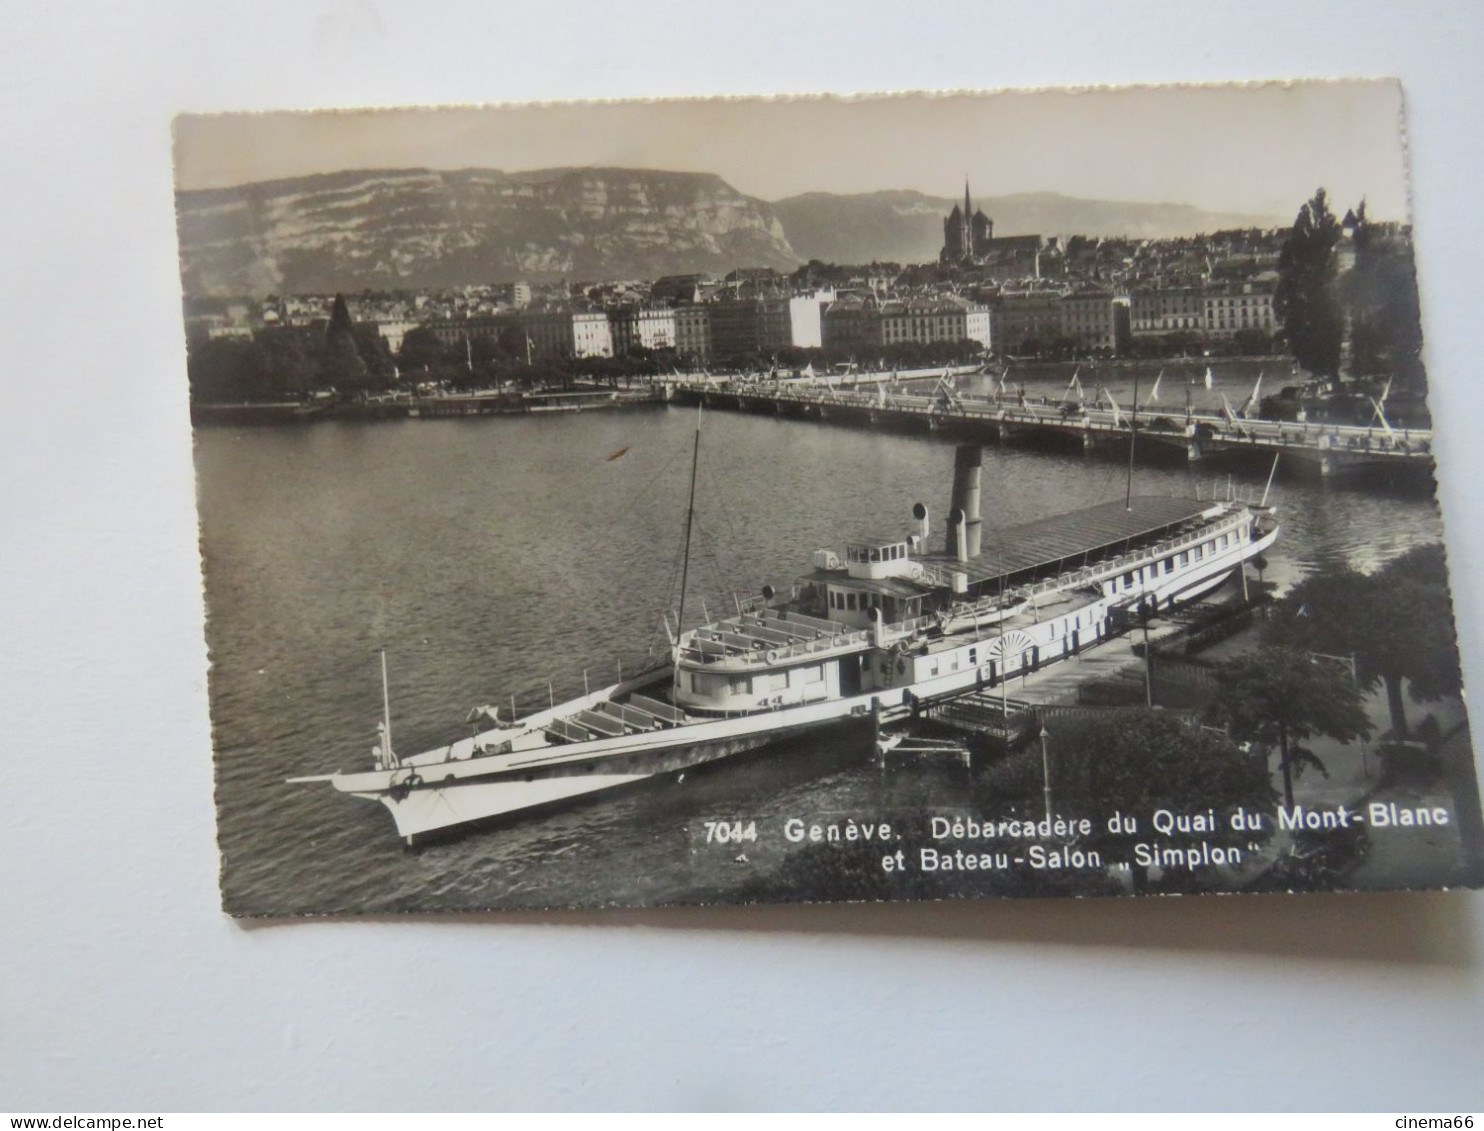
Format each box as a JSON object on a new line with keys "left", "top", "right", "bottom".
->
{"left": 943, "top": 179, "right": 991, "bottom": 263}
{"left": 962, "top": 180, "right": 972, "bottom": 261}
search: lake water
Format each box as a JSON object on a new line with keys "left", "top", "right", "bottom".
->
{"left": 195, "top": 375, "right": 1453, "bottom": 915}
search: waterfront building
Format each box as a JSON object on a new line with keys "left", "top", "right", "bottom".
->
{"left": 709, "top": 295, "right": 792, "bottom": 359}
{"left": 1058, "top": 291, "right": 1122, "bottom": 353}
{"left": 821, "top": 294, "right": 883, "bottom": 353}
{"left": 426, "top": 316, "right": 518, "bottom": 349}
{"left": 634, "top": 307, "right": 677, "bottom": 351}
{"left": 517, "top": 310, "right": 614, "bottom": 360}
{"left": 520, "top": 312, "right": 569, "bottom": 360}
{"left": 788, "top": 288, "right": 837, "bottom": 350}
{"left": 673, "top": 304, "right": 712, "bottom": 362}
{"left": 989, "top": 293, "right": 1065, "bottom": 354}
{"left": 571, "top": 311, "right": 615, "bottom": 358}
{"left": 964, "top": 301, "right": 992, "bottom": 349}
{"left": 1202, "top": 284, "right": 1277, "bottom": 338}
{"left": 1129, "top": 288, "right": 1205, "bottom": 337}
{"left": 609, "top": 306, "right": 677, "bottom": 354}
{"left": 878, "top": 295, "right": 992, "bottom": 349}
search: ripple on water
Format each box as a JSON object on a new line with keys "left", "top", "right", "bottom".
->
{"left": 195, "top": 406, "right": 1453, "bottom": 914}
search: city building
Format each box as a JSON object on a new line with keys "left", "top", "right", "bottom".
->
{"left": 652, "top": 274, "right": 711, "bottom": 305}
{"left": 939, "top": 181, "right": 1058, "bottom": 277}
{"left": 519, "top": 311, "right": 614, "bottom": 360}
{"left": 571, "top": 311, "right": 615, "bottom": 358}
{"left": 989, "top": 293, "right": 1065, "bottom": 354}
{"left": 609, "top": 306, "right": 677, "bottom": 354}
{"left": 1058, "top": 291, "right": 1121, "bottom": 353}
{"left": 1202, "top": 284, "right": 1277, "bottom": 338}
{"left": 708, "top": 295, "right": 792, "bottom": 359}
{"left": 673, "top": 305, "right": 712, "bottom": 362}
{"left": 788, "top": 289, "right": 837, "bottom": 350}
{"left": 878, "top": 295, "right": 991, "bottom": 348}
{"left": 493, "top": 282, "right": 532, "bottom": 309}
{"left": 1128, "top": 288, "right": 1205, "bottom": 337}
{"left": 821, "top": 294, "right": 882, "bottom": 353}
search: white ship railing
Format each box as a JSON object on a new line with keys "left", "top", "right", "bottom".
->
{"left": 918, "top": 507, "right": 1253, "bottom": 626}
{"left": 680, "top": 509, "right": 1255, "bottom": 669}
{"left": 678, "top": 625, "right": 872, "bottom": 667}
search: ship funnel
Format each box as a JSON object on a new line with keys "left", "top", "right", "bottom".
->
{"left": 912, "top": 501, "right": 930, "bottom": 542}
{"left": 948, "top": 506, "right": 968, "bottom": 564}
{"left": 949, "top": 444, "right": 983, "bottom": 559}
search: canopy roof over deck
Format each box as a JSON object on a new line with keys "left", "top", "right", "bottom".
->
{"left": 919, "top": 496, "right": 1222, "bottom": 585}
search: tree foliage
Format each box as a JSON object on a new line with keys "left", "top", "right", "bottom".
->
{"left": 1209, "top": 646, "right": 1372, "bottom": 807}
{"left": 1048, "top": 710, "right": 1274, "bottom": 825}
{"left": 1268, "top": 545, "right": 1462, "bottom": 738}
{"left": 319, "top": 294, "right": 371, "bottom": 389}
{"left": 1274, "top": 188, "right": 1344, "bottom": 378}
{"left": 1342, "top": 200, "right": 1425, "bottom": 388}
{"left": 980, "top": 711, "right": 1275, "bottom": 891}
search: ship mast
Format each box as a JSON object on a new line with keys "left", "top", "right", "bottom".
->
{"left": 1125, "top": 370, "right": 1139, "bottom": 511}
{"left": 672, "top": 404, "right": 703, "bottom": 689}
{"left": 377, "top": 648, "right": 398, "bottom": 770}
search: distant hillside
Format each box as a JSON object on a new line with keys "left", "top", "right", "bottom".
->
{"left": 175, "top": 166, "right": 1288, "bottom": 297}
{"left": 772, "top": 189, "right": 1285, "bottom": 264}
{"left": 175, "top": 167, "right": 802, "bottom": 296}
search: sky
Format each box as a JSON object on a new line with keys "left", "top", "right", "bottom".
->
{"left": 174, "top": 80, "right": 1409, "bottom": 221}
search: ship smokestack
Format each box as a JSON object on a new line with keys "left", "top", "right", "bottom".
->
{"left": 912, "top": 502, "right": 930, "bottom": 542}
{"left": 950, "top": 443, "right": 982, "bottom": 559}
{"left": 949, "top": 506, "right": 968, "bottom": 563}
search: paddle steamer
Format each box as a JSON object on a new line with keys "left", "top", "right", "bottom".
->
{"left": 293, "top": 440, "right": 1278, "bottom": 843}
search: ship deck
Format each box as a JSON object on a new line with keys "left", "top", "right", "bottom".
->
{"left": 921, "top": 496, "right": 1222, "bottom": 584}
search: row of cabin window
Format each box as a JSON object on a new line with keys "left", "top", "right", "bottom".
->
{"left": 846, "top": 545, "right": 906, "bottom": 564}
{"left": 689, "top": 665, "right": 824, "bottom": 697}
{"left": 1115, "top": 530, "right": 1237, "bottom": 590}
{"left": 830, "top": 590, "right": 882, "bottom": 612}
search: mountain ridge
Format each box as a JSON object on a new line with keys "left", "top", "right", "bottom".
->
{"left": 175, "top": 166, "right": 1287, "bottom": 297}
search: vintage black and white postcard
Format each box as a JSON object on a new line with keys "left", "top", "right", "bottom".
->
{"left": 177, "top": 81, "right": 1484, "bottom": 915}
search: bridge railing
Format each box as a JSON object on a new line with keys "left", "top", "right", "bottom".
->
{"left": 681, "top": 383, "right": 1432, "bottom": 454}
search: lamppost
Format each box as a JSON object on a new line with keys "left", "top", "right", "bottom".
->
{"left": 1039, "top": 724, "right": 1053, "bottom": 825}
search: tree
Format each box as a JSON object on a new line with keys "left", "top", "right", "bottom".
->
{"left": 1274, "top": 189, "right": 1344, "bottom": 377}
{"left": 1269, "top": 546, "right": 1462, "bottom": 738}
{"left": 1342, "top": 200, "right": 1425, "bottom": 388}
{"left": 1209, "top": 646, "right": 1372, "bottom": 808}
{"left": 1040, "top": 710, "right": 1274, "bottom": 892}
{"left": 1369, "top": 545, "right": 1463, "bottom": 736}
{"left": 319, "top": 293, "right": 370, "bottom": 391}
{"left": 397, "top": 326, "right": 448, "bottom": 373}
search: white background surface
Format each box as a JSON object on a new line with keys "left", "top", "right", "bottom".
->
{"left": 3, "top": 0, "right": 1483, "bottom": 1112}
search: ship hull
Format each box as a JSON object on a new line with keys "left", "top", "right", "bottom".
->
{"left": 304, "top": 497, "right": 1278, "bottom": 844}
{"left": 360, "top": 715, "right": 865, "bottom": 842}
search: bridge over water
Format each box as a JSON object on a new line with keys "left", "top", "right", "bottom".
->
{"left": 672, "top": 378, "right": 1434, "bottom": 480}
